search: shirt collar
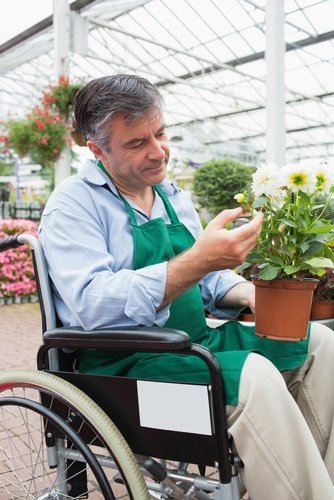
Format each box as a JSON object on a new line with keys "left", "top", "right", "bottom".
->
{"left": 80, "top": 158, "right": 181, "bottom": 196}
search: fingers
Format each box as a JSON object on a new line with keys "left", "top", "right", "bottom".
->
{"left": 231, "top": 210, "right": 264, "bottom": 240}
{"left": 195, "top": 209, "right": 264, "bottom": 273}
{"left": 207, "top": 207, "right": 243, "bottom": 230}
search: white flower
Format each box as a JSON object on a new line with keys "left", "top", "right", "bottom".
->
{"left": 251, "top": 162, "right": 283, "bottom": 197}
{"left": 281, "top": 163, "right": 317, "bottom": 194}
{"left": 314, "top": 162, "right": 334, "bottom": 194}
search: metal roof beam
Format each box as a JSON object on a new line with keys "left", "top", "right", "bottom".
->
{"left": 157, "top": 29, "right": 334, "bottom": 87}
{"left": 256, "top": 139, "right": 334, "bottom": 154}
{"left": 0, "top": 0, "right": 98, "bottom": 55}
{"left": 236, "top": 122, "right": 334, "bottom": 142}
{"left": 168, "top": 91, "right": 334, "bottom": 132}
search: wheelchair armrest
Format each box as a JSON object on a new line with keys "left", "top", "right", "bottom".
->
{"left": 43, "top": 325, "right": 191, "bottom": 351}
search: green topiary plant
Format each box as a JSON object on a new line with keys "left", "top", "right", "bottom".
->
{"left": 192, "top": 159, "right": 255, "bottom": 217}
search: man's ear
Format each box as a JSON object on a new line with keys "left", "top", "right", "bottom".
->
{"left": 87, "top": 140, "right": 103, "bottom": 159}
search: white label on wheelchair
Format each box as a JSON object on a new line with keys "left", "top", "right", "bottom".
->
{"left": 137, "top": 380, "right": 212, "bottom": 435}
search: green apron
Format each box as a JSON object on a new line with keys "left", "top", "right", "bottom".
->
{"left": 79, "top": 177, "right": 310, "bottom": 405}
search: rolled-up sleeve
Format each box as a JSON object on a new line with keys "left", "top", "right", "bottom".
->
{"left": 200, "top": 270, "right": 247, "bottom": 319}
{"left": 125, "top": 264, "right": 170, "bottom": 326}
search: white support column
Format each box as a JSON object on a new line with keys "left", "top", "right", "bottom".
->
{"left": 53, "top": 0, "right": 71, "bottom": 185}
{"left": 54, "top": 146, "right": 72, "bottom": 188}
{"left": 53, "top": 0, "right": 70, "bottom": 78}
{"left": 265, "top": 0, "right": 286, "bottom": 167}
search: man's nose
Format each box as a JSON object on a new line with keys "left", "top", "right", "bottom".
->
{"left": 147, "top": 138, "right": 166, "bottom": 160}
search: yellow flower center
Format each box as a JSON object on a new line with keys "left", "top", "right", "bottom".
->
{"left": 289, "top": 172, "right": 308, "bottom": 187}
{"left": 260, "top": 175, "right": 270, "bottom": 184}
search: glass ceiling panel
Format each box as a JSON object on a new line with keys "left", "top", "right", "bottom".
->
{"left": 0, "top": 0, "right": 334, "bottom": 165}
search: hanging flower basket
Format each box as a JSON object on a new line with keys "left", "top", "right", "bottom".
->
{"left": 7, "top": 107, "right": 69, "bottom": 167}
{"left": 42, "top": 76, "right": 84, "bottom": 120}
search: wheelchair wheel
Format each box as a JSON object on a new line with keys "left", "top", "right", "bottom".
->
{"left": 0, "top": 370, "right": 150, "bottom": 499}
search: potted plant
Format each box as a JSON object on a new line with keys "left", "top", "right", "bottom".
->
{"left": 42, "top": 76, "right": 85, "bottom": 146}
{"left": 42, "top": 76, "right": 83, "bottom": 120}
{"left": 7, "top": 107, "right": 68, "bottom": 167}
{"left": 310, "top": 268, "right": 334, "bottom": 320}
{"left": 235, "top": 161, "right": 334, "bottom": 340}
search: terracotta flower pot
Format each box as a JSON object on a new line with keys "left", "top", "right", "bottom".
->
{"left": 252, "top": 278, "right": 318, "bottom": 341}
{"left": 310, "top": 300, "right": 334, "bottom": 320}
{"left": 239, "top": 312, "right": 255, "bottom": 322}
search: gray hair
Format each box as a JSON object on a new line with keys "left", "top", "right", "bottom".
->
{"left": 74, "top": 74, "right": 164, "bottom": 149}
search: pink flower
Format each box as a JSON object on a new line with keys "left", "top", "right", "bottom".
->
{"left": 0, "top": 219, "right": 38, "bottom": 298}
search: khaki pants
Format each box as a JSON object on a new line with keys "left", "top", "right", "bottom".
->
{"left": 228, "top": 322, "right": 334, "bottom": 500}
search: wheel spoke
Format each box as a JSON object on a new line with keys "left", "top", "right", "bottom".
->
{"left": 0, "top": 371, "right": 150, "bottom": 499}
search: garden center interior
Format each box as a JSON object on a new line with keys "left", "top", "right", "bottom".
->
{"left": 2, "top": 6, "right": 334, "bottom": 500}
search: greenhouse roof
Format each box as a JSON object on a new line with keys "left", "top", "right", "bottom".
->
{"left": 1, "top": 0, "right": 334, "bottom": 165}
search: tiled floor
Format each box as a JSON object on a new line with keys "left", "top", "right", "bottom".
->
{"left": 1, "top": 302, "right": 42, "bottom": 371}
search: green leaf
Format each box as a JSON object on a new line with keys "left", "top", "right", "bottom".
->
{"left": 305, "top": 257, "right": 334, "bottom": 268}
{"left": 235, "top": 261, "right": 251, "bottom": 274}
{"left": 258, "top": 265, "right": 280, "bottom": 280}
{"left": 253, "top": 196, "right": 267, "bottom": 209}
{"left": 268, "top": 255, "right": 284, "bottom": 265}
{"left": 302, "top": 240, "right": 323, "bottom": 256}
{"left": 324, "top": 246, "right": 334, "bottom": 260}
{"left": 300, "top": 242, "right": 310, "bottom": 253}
{"left": 284, "top": 265, "right": 301, "bottom": 275}
{"left": 280, "top": 218, "right": 299, "bottom": 228}
{"left": 309, "top": 223, "right": 334, "bottom": 234}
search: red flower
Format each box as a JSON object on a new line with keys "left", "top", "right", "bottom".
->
{"left": 40, "top": 136, "right": 48, "bottom": 145}
{"left": 36, "top": 120, "right": 45, "bottom": 130}
{"left": 59, "top": 75, "right": 70, "bottom": 86}
{"left": 42, "top": 93, "right": 56, "bottom": 105}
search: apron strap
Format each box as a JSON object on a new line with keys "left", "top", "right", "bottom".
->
{"left": 97, "top": 160, "right": 139, "bottom": 226}
{"left": 153, "top": 184, "right": 180, "bottom": 225}
{"left": 97, "top": 160, "right": 180, "bottom": 226}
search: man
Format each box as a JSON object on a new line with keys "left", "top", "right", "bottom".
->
{"left": 39, "top": 74, "right": 334, "bottom": 499}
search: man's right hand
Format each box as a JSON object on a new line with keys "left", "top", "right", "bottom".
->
{"left": 158, "top": 207, "right": 263, "bottom": 310}
{"left": 191, "top": 207, "right": 264, "bottom": 274}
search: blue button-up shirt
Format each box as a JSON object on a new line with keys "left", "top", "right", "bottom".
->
{"left": 38, "top": 159, "right": 246, "bottom": 330}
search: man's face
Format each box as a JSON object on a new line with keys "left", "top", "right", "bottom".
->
{"left": 100, "top": 111, "right": 170, "bottom": 191}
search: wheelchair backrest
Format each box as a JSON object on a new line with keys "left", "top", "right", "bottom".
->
{"left": 21, "top": 234, "right": 57, "bottom": 333}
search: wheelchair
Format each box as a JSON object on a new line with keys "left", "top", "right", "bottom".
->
{"left": 0, "top": 233, "right": 246, "bottom": 499}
